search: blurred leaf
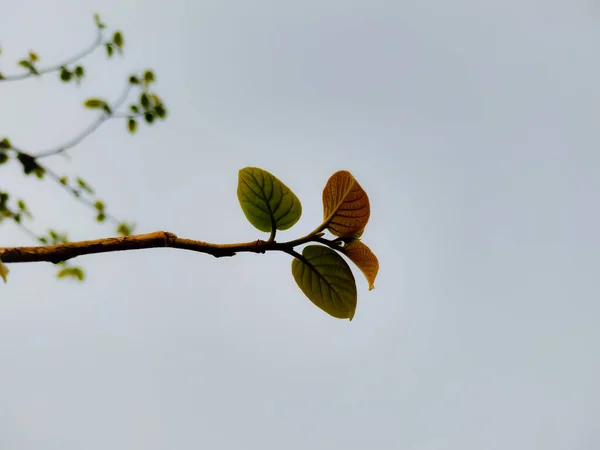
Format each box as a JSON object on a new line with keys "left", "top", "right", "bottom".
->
{"left": 140, "top": 93, "right": 150, "bottom": 109}
{"left": 28, "top": 51, "right": 39, "bottom": 62}
{"left": 76, "top": 178, "right": 94, "bottom": 194}
{"left": 102, "top": 104, "right": 112, "bottom": 114}
{"left": 18, "top": 59, "right": 38, "bottom": 74}
{"left": 57, "top": 267, "right": 85, "bottom": 281}
{"left": 144, "top": 112, "right": 154, "bottom": 124}
{"left": 0, "top": 72, "right": 4, "bottom": 80}
{"left": 341, "top": 239, "right": 379, "bottom": 290}
{"left": 130, "top": 105, "right": 139, "bottom": 113}
{"left": 127, "top": 118, "right": 137, "bottom": 133}
{"left": 96, "top": 213, "right": 106, "bottom": 222}
{"left": 83, "top": 98, "right": 105, "bottom": 109}
{"left": 0, "top": 259, "right": 9, "bottom": 283}
{"left": 155, "top": 104, "right": 167, "bottom": 119}
{"left": 0, "top": 138, "right": 10, "bottom": 149}
{"left": 94, "top": 201, "right": 105, "bottom": 211}
{"left": 291, "top": 245, "right": 357, "bottom": 320}
{"left": 113, "top": 31, "right": 124, "bottom": 48}
{"left": 129, "top": 75, "right": 139, "bottom": 85}
{"left": 59, "top": 176, "right": 68, "bottom": 185}
{"left": 105, "top": 42, "right": 114, "bottom": 57}
{"left": 237, "top": 167, "right": 302, "bottom": 233}
{"left": 74, "top": 65, "right": 84, "bottom": 78}
{"left": 93, "top": 13, "right": 106, "bottom": 29}
{"left": 143, "top": 70, "right": 155, "bottom": 84}
{"left": 322, "top": 170, "right": 370, "bottom": 238}
{"left": 59, "top": 67, "right": 72, "bottom": 82}
{"left": 0, "top": 152, "right": 8, "bottom": 165}
{"left": 117, "top": 222, "right": 134, "bottom": 236}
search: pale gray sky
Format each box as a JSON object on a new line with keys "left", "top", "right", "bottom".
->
{"left": 1, "top": 1, "right": 599, "bottom": 449}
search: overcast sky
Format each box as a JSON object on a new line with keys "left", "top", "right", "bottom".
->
{"left": 1, "top": 1, "right": 599, "bottom": 449}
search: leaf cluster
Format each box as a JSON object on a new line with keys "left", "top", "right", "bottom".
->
{"left": 237, "top": 167, "right": 379, "bottom": 320}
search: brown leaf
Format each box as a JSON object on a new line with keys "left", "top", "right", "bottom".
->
{"left": 322, "top": 170, "right": 370, "bottom": 238}
{"left": 342, "top": 240, "right": 379, "bottom": 290}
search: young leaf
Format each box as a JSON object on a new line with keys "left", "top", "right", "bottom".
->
{"left": 60, "top": 67, "right": 72, "bottom": 82}
{"left": 127, "top": 118, "right": 137, "bottom": 133}
{"left": 0, "top": 138, "right": 11, "bottom": 149}
{"left": 237, "top": 167, "right": 302, "bottom": 233}
{"left": 0, "top": 258, "right": 9, "bottom": 283}
{"left": 57, "top": 267, "right": 85, "bottom": 281}
{"left": 105, "top": 43, "right": 114, "bottom": 57}
{"left": 113, "top": 31, "right": 124, "bottom": 48}
{"left": 28, "top": 51, "right": 39, "bottom": 62}
{"left": 143, "top": 70, "right": 155, "bottom": 84}
{"left": 291, "top": 245, "right": 357, "bottom": 320}
{"left": 341, "top": 240, "right": 379, "bottom": 290}
{"left": 322, "top": 170, "right": 370, "bottom": 238}
{"left": 18, "top": 59, "right": 38, "bottom": 74}
{"left": 0, "top": 152, "right": 8, "bottom": 165}
{"left": 84, "top": 98, "right": 106, "bottom": 109}
{"left": 144, "top": 112, "right": 154, "bottom": 124}
{"left": 74, "top": 65, "right": 84, "bottom": 78}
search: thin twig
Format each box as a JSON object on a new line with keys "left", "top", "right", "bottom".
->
{"left": 32, "top": 84, "right": 132, "bottom": 159}
{"left": 0, "top": 29, "right": 103, "bottom": 82}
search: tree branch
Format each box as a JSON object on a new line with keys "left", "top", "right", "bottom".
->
{"left": 0, "top": 230, "right": 343, "bottom": 264}
{"left": 0, "top": 29, "right": 103, "bottom": 82}
{"left": 30, "top": 84, "right": 133, "bottom": 159}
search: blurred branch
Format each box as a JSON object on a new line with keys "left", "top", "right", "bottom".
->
{"left": 0, "top": 28, "right": 103, "bottom": 82}
{"left": 28, "top": 84, "right": 133, "bottom": 159}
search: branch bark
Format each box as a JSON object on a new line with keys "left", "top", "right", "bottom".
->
{"left": 0, "top": 230, "right": 339, "bottom": 264}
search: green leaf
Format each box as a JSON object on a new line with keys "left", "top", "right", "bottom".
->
{"left": 84, "top": 98, "right": 105, "bottom": 109}
{"left": 93, "top": 13, "right": 106, "bottom": 29}
{"left": 143, "top": 70, "right": 155, "bottom": 84}
{"left": 144, "top": 112, "right": 154, "bottom": 124}
{"left": 0, "top": 152, "right": 8, "bottom": 165}
{"left": 113, "top": 31, "right": 124, "bottom": 48}
{"left": 130, "top": 104, "right": 139, "bottom": 113}
{"left": 116, "top": 222, "right": 134, "bottom": 236}
{"left": 60, "top": 67, "right": 72, "bottom": 82}
{"left": 155, "top": 104, "right": 167, "bottom": 119}
{"left": 0, "top": 138, "right": 10, "bottom": 149}
{"left": 127, "top": 118, "right": 137, "bottom": 133}
{"left": 291, "top": 245, "right": 357, "bottom": 320}
{"left": 76, "top": 177, "right": 94, "bottom": 194}
{"left": 59, "top": 176, "right": 68, "bottom": 185}
{"left": 57, "top": 267, "right": 85, "bottom": 281}
{"left": 74, "top": 65, "right": 84, "bottom": 78}
{"left": 0, "top": 72, "right": 4, "bottom": 80}
{"left": 237, "top": 167, "right": 302, "bottom": 233}
{"left": 140, "top": 93, "right": 150, "bottom": 109}
{"left": 28, "top": 51, "right": 39, "bottom": 62}
{"left": 129, "top": 75, "right": 139, "bottom": 85}
{"left": 0, "top": 258, "right": 9, "bottom": 283}
{"left": 105, "top": 42, "right": 114, "bottom": 57}
{"left": 102, "top": 104, "right": 112, "bottom": 114}
{"left": 18, "top": 59, "right": 38, "bottom": 74}
{"left": 96, "top": 213, "right": 106, "bottom": 222}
